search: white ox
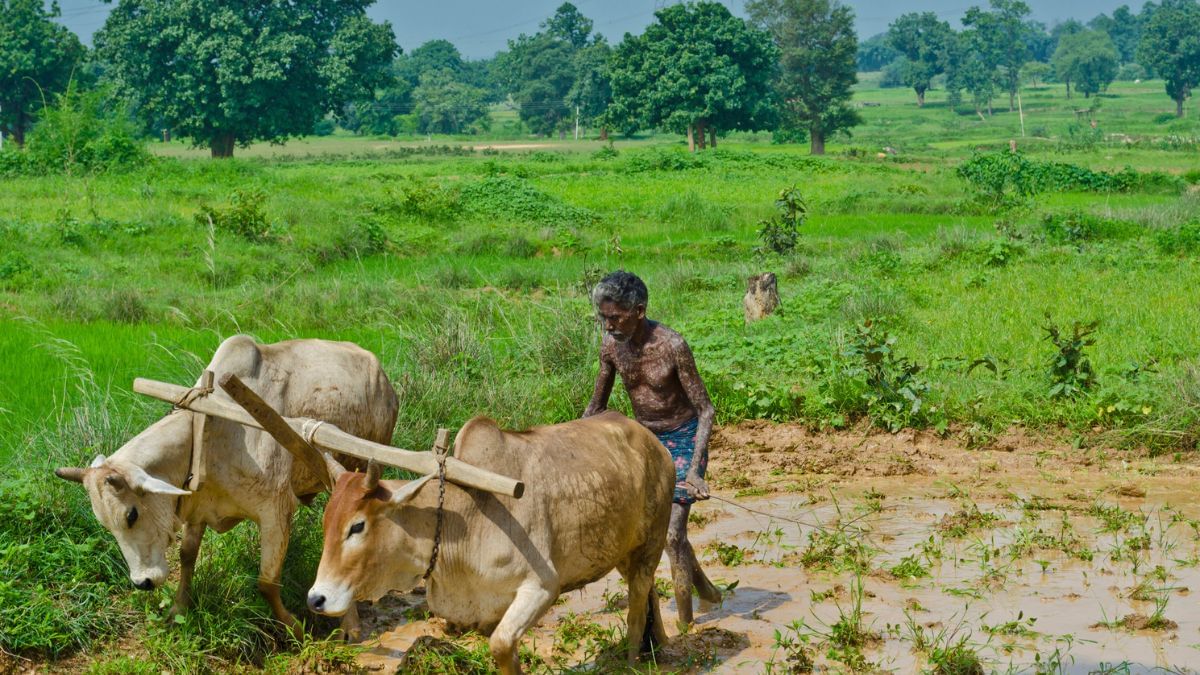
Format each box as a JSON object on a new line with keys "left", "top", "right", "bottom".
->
{"left": 308, "top": 411, "right": 674, "bottom": 675}
{"left": 55, "top": 335, "right": 398, "bottom": 638}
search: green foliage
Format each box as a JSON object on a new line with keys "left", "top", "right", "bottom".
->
{"left": 889, "top": 554, "right": 931, "bottom": 579}
{"left": 747, "top": 0, "right": 861, "bottom": 153}
{"left": 961, "top": 0, "right": 1032, "bottom": 111}
{"left": 886, "top": 12, "right": 955, "bottom": 105}
{"left": 609, "top": 2, "right": 779, "bottom": 141}
{"left": 757, "top": 185, "right": 808, "bottom": 255}
{"left": 0, "top": 0, "right": 85, "bottom": 144}
{"left": 1155, "top": 222, "right": 1200, "bottom": 255}
{"left": 843, "top": 320, "right": 938, "bottom": 432}
{"left": 459, "top": 175, "right": 596, "bottom": 226}
{"left": 413, "top": 70, "right": 491, "bottom": 135}
{"left": 97, "top": 0, "right": 397, "bottom": 155}
{"left": 1044, "top": 318, "right": 1099, "bottom": 398}
{"left": 376, "top": 175, "right": 461, "bottom": 222}
{"left": 1136, "top": 0, "right": 1200, "bottom": 116}
{"left": 195, "top": 189, "right": 273, "bottom": 242}
{"left": 857, "top": 31, "right": 899, "bottom": 71}
{"left": 21, "top": 84, "right": 148, "bottom": 176}
{"left": 1053, "top": 30, "right": 1120, "bottom": 98}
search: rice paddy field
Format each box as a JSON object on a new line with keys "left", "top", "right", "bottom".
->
{"left": 2, "top": 77, "right": 1200, "bottom": 672}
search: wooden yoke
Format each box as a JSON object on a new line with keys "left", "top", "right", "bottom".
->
{"left": 217, "top": 372, "right": 332, "bottom": 491}
{"left": 133, "top": 376, "right": 525, "bottom": 498}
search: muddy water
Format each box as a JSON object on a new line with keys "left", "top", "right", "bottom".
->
{"left": 356, "top": 476, "right": 1200, "bottom": 673}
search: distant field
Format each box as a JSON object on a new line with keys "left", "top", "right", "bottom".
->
{"left": 3, "top": 74, "right": 1200, "bottom": 671}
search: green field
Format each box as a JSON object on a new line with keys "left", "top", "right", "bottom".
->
{"left": 3, "top": 78, "right": 1200, "bottom": 670}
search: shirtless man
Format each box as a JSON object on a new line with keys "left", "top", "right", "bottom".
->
{"left": 583, "top": 270, "right": 721, "bottom": 631}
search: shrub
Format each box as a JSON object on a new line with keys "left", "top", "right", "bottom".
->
{"left": 22, "top": 82, "right": 148, "bottom": 175}
{"left": 194, "top": 189, "right": 273, "bottom": 242}
{"left": 1044, "top": 318, "right": 1098, "bottom": 399}
{"left": 459, "top": 176, "right": 596, "bottom": 226}
{"left": 1155, "top": 222, "right": 1200, "bottom": 255}
{"left": 757, "top": 186, "right": 807, "bottom": 256}
{"left": 377, "top": 175, "right": 461, "bottom": 222}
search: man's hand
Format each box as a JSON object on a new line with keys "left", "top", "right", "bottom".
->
{"left": 683, "top": 474, "right": 710, "bottom": 501}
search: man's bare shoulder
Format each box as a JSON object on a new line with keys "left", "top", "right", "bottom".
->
{"left": 649, "top": 321, "right": 690, "bottom": 351}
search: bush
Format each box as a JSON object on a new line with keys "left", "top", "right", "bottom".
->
{"left": 1155, "top": 222, "right": 1200, "bottom": 255}
{"left": 22, "top": 83, "right": 148, "bottom": 175}
{"left": 459, "top": 176, "right": 596, "bottom": 226}
{"left": 1044, "top": 318, "right": 1098, "bottom": 399}
{"left": 195, "top": 189, "right": 273, "bottom": 241}
{"left": 378, "top": 175, "right": 461, "bottom": 222}
{"left": 757, "top": 186, "right": 807, "bottom": 256}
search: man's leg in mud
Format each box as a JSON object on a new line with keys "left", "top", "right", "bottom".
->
{"left": 667, "top": 502, "right": 722, "bottom": 631}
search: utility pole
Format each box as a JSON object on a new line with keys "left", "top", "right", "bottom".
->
{"left": 574, "top": 105, "right": 580, "bottom": 141}
{"left": 1, "top": 103, "right": 4, "bottom": 151}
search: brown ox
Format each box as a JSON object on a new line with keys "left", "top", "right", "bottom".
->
{"left": 307, "top": 411, "right": 673, "bottom": 674}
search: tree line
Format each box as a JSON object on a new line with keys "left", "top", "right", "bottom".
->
{"left": 866, "top": 0, "right": 1200, "bottom": 117}
{"left": 2, "top": 0, "right": 1198, "bottom": 159}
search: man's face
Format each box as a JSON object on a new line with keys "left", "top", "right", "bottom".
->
{"left": 597, "top": 300, "right": 644, "bottom": 343}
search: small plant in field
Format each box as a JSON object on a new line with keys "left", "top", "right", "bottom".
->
{"left": 889, "top": 554, "right": 930, "bottom": 580}
{"left": 707, "top": 541, "right": 751, "bottom": 567}
{"left": 818, "top": 576, "right": 879, "bottom": 670}
{"left": 937, "top": 501, "right": 999, "bottom": 538}
{"left": 1044, "top": 318, "right": 1099, "bottom": 398}
{"left": 839, "top": 319, "right": 940, "bottom": 432}
{"left": 982, "top": 610, "right": 1038, "bottom": 638}
{"left": 766, "top": 621, "right": 815, "bottom": 673}
{"left": 195, "top": 189, "right": 272, "bottom": 241}
{"left": 757, "top": 185, "right": 807, "bottom": 256}
{"left": 901, "top": 611, "right": 983, "bottom": 675}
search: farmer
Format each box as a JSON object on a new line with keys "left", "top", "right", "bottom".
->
{"left": 583, "top": 270, "right": 721, "bottom": 631}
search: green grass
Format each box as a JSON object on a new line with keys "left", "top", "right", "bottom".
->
{"left": 3, "top": 75, "right": 1200, "bottom": 670}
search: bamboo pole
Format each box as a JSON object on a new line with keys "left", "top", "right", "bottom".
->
{"left": 132, "top": 377, "right": 525, "bottom": 498}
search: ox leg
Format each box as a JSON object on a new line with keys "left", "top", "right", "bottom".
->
{"left": 257, "top": 510, "right": 303, "bottom": 641}
{"left": 169, "top": 521, "right": 207, "bottom": 618}
{"left": 488, "top": 582, "right": 557, "bottom": 675}
{"left": 621, "top": 565, "right": 665, "bottom": 665}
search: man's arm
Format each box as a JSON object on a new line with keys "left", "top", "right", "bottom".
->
{"left": 583, "top": 356, "right": 616, "bottom": 418}
{"left": 674, "top": 338, "right": 715, "bottom": 500}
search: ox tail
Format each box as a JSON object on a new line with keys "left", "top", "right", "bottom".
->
{"left": 639, "top": 590, "right": 662, "bottom": 654}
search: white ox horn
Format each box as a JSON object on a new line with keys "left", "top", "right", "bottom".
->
{"left": 324, "top": 452, "right": 347, "bottom": 483}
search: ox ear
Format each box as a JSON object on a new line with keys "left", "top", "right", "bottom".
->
{"left": 386, "top": 474, "right": 434, "bottom": 507}
{"left": 126, "top": 466, "right": 190, "bottom": 497}
{"left": 364, "top": 459, "right": 382, "bottom": 491}
{"left": 90, "top": 454, "right": 107, "bottom": 468}
{"left": 324, "top": 453, "right": 346, "bottom": 482}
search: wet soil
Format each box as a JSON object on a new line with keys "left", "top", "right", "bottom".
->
{"left": 352, "top": 421, "right": 1200, "bottom": 673}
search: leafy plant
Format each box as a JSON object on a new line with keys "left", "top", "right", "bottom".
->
{"left": 843, "top": 320, "right": 937, "bottom": 432}
{"left": 1044, "top": 318, "right": 1099, "bottom": 398}
{"left": 757, "top": 185, "right": 808, "bottom": 256}
{"left": 195, "top": 189, "right": 273, "bottom": 242}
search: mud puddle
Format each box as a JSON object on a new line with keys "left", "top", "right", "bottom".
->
{"left": 353, "top": 424, "right": 1200, "bottom": 673}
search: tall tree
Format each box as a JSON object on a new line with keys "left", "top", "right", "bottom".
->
{"left": 412, "top": 69, "right": 490, "bottom": 134}
{"left": 857, "top": 33, "right": 899, "bottom": 72}
{"left": 97, "top": 0, "right": 396, "bottom": 157}
{"left": 946, "top": 29, "right": 998, "bottom": 115}
{"left": 962, "top": 0, "right": 1032, "bottom": 112}
{"left": 609, "top": 2, "right": 777, "bottom": 150}
{"left": 886, "top": 12, "right": 954, "bottom": 107}
{"left": 504, "top": 3, "right": 599, "bottom": 138}
{"left": 1090, "top": 5, "right": 1142, "bottom": 64}
{"left": 566, "top": 39, "right": 613, "bottom": 138}
{"left": 0, "top": 0, "right": 86, "bottom": 146}
{"left": 396, "top": 40, "right": 466, "bottom": 89}
{"left": 1053, "top": 30, "right": 1119, "bottom": 98}
{"left": 747, "top": 0, "right": 858, "bottom": 155}
{"left": 1137, "top": 0, "right": 1200, "bottom": 117}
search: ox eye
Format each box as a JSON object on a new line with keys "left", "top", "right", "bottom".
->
{"left": 126, "top": 507, "right": 139, "bottom": 528}
{"left": 347, "top": 521, "right": 365, "bottom": 538}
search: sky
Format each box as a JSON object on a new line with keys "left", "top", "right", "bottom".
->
{"left": 53, "top": 0, "right": 1142, "bottom": 60}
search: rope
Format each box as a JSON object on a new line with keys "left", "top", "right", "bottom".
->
{"left": 173, "top": 384, "right": 213, "bottom": 410}
{"left": 300, "top": 418, "right": 326, "bottom": 446}
{"left": 706, "top": 493, "right": 883, "bottom": 534}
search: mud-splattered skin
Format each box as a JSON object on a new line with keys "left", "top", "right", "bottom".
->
{"left": 584, "top": 299, "right": 722, "bottom": 628}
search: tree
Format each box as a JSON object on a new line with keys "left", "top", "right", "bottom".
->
{"left": 886, "top": 12, "right": 954, "bottom": 107}
{"left": 0, "top": 0, "right": 86, "bottom": 146}
{"left": 1137, "top": 0, "right": 1200, "bottom": 117}
{"left": 610, "top": 2, "right": 777, "bottom": 150}
{"left": 857, "top": 32, "right": 899, "bottom": 72}
{"left": 962, "top": 0, "right": 1032, "bottom": 112}
{"left": 396, "top": 40, "right": 466, "bottom": 89}
{"left": 1090, "top": 5, "right": 1142, "bottom": 64}
{"left": 412, "top": 70, "right": 490, "bottom": 134}
{"left": 97, "top": 0, "right": 396, "bottom": 157}
{"left": 1021, "top": 61, "right": 1053, "bottom": 86}
{"left": 747, "top": 0, "right": 857, "bottom": 155}
{"left": 504, "top": 4, "right": 601, "bottom": 138}
{"left": 1053, "top": 30, "right": 1119, "bottom": 99}
{"left": 565, "top": 40, "right": 613, "bottom": 138}
{"left": 946, "top": 29, "right": 999, "bottom": 115}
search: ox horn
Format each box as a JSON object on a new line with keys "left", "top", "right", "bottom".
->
{"left": 54, "top": 467, "right": 87, "bottom": 483}
{"left": 323, "top": 453, "right": 346, "bottom": 483}
{"left": 364, "top": 459, "right": 382, "bottom": 491}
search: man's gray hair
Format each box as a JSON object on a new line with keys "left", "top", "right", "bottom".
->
{"left": 592, "top": 270, "right": 648, "bottom": 309}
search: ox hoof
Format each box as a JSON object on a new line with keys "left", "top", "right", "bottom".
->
{"left": 167, "top": 603, "right": 189, "bottom": 621}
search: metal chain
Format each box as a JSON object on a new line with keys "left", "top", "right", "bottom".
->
{"left": 423, "top": 449, "right": 448, "bottom": 580}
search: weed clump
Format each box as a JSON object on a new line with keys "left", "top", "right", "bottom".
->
{"left": 195, "top": 189, "right": 273, "bottom": 241}
{"left": 756, "top": 186, "right": 807, "bottom": 256}
{"left": 460, "top": 175, "right": 596, "bottom": 226}
{"left": 1044, "top": 318, "right": 1099, "bottom": 399}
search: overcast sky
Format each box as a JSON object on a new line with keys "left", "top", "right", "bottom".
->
{"left": 54, "top": 0, "right": 1143, "bottom": 59}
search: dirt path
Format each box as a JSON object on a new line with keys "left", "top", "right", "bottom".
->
{"left": 354, "top": 422, "right": 1200, "bottom": 673}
